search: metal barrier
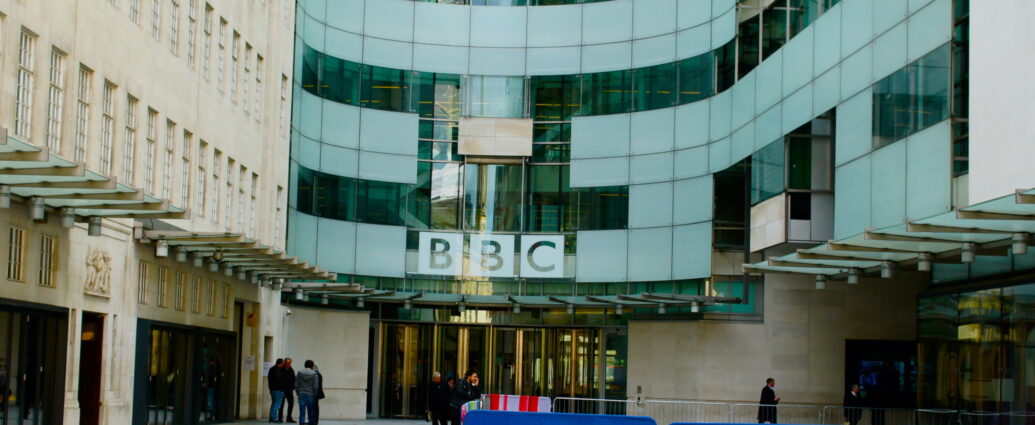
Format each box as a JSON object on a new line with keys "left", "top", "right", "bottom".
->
{"left": 915, "top": 409, "right": 960, "bottom": 425}
{"left": 820, "top": 405, "right": 951, "bottom": 425}
{"left": 731, "top": 403, "right": 821, "bottom": 425}
{"left": 959, "top": 411, "right": 1035, "bottom": 425}
{"left": 552, "top": 397, "right": 643, "bottom": 416}
{"left": 642, "top": 399, "right": 733, "bottom": 424}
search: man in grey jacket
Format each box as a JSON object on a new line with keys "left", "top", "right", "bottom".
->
{"left": 295, "top": 360, "right": 321, "bottom": 425}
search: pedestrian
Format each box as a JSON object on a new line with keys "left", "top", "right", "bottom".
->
{"left": 445, "top": 374, "right": 458, "bottom": 425}
{"left": 844, "top": 384, "right": 863, "bottom": 425}
{"left": 268, "top": 358, "right": 285, "bottom": 423}
{"left": 312, "top": 362, "right": 325, "bottom": 425}
{"left": 281, "top": 358, "right": 297, "bottom": 423}
{"left": 451, "top": 369, "right": 481, "bottom": 424}
{"left": 202, "top": 357, "right": 221, "bottom": 421}
{"left": 757, "top": 377, "right": 780, "bottom": 424}
{"left": 427, "top": 372, "right": 451, "bottom": 425}
{"left": 295, "top": 360, "right": 321, "bottom": 425}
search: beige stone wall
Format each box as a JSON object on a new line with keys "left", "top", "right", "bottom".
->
{"left": 627, "top": 272, "right": 925, "bottom": 405}
{"left": 283, "top": 305, "right": 370, "bottom": 420}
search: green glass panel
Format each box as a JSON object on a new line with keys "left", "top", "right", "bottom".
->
{"left": 418, "top": 142, "right": 460, "bottom": 161}
{"left": 678, "top": 53, "right": 714, "bottom": 104}
{"left": 321, "top": 55, "right": 361, "bottom": 105}
{"left": 531, "top": 144, "right": 571, "bottom": 163}
{"left": 574, "top": 185, "right": 629, "bottom": 230}
{"left": 406, "top": 162, "right": 432, "bottom": 228}
{"left": 430, "top": 162, "right": 463, "bottom": 229}
{"left": 413, "top": 72, "right": 462, "bottom": 119}
{"left": 296, "top": 165, "right": 315, "bottom": 214}
{"left": 467, "top": 76, "right": 526, "bottom": 118}
{"left": 301, "top": 45, "right": 321, "bottom": 96}
{"left": 762, "top": 7, "right": 788, "bottom": 60}
{"left": 580, "top": 70, "right": 632, "bottom": 116}
{"left": 751, "top": 139, "right": 785, "bottom": 205}
{"left": 532, "top": 123, "right": 571, "bottom": 142}
{"left": 873, "top": 43, "right": 951, "bottom": 148}
{"left": 716, "top": 39, "right": 737, "bottom": 93}
{"left": 419, "top": 120, "right": 459, "bottom": 141}
{"left": 360, "top": 66, "right": 410, "bottom": 112}
{"left": 526, "top": 165, "right": 574, "bottom": 232}
{"left": 530, "top": 75, "right": 579, "bottom": 121}
{"left": 355, "top": 179, "right": 406, "bottom": 225}
{"left": 787, "top": 137, "right": 812, "bottom": 190}
{"left": 633, "top": 62, "right": 677, "bottom": 111}
{"left": 738, "top": 14, "right": 761, "bottom": 78}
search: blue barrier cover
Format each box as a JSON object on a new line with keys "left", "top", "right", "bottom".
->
{"left": 465, "top": 410, "right": 658, "bottom": 425}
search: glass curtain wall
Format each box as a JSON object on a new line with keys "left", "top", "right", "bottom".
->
{"left": 918, "top": 283, "right": 1035, "bottom": 416}
{"left": 872, "top": 44, "right": 951, "bottom": 149}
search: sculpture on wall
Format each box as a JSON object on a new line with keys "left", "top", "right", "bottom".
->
{"left": 84, "top": 248, "right": 112, "bottom": 297}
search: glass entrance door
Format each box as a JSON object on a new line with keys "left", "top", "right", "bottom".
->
{"left": 377, "top": 323, "right": 621, "bottom": 417}
{"left": 0, "top": 306, "right": 68, "bottom": 425}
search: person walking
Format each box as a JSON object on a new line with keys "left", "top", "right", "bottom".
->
{"left": 268, "top": 359, "right": 286, "bottom": 423}
{"left": 757, "top": 378, "right": 780, "bottom": 424}
{"left": 844, "top": 384, "right": 863, "bottom": 425}
{"left": 281, "top": 358, "right": 297, "bottom": 423}
{"left": 427, "top": 372, "right": 451, "bottom": 425}
{"left": 295, "top": 360, "right": 321, "bottom": 425}
{"left": 451, "top": 369, "right": 481, "bottom": 424}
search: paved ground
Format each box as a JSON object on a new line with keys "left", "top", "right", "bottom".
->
{"left": 235, "top": 419, "right": 421, "bottom": 425}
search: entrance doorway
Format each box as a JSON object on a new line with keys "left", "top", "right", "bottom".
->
{"left": 0, "top": 302, "right": 69, "bottom": 425}
{"left": 78, "top": 313, "right": 105, "bottom": 425}
{"left": 377, "top": 323, "right": 624, "bottom": 418}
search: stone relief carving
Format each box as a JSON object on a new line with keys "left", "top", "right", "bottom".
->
{"left": 84, "top": 247, "right": 112, "bottom": 297}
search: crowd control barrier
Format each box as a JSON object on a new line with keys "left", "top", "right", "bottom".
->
{"left": 464, "top": 410, "right": 658, "bottom": 425}
{"left": 731, "top": 403, "right": 822, "bottom": 424}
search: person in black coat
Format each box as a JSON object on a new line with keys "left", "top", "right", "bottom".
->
{"left": 844, "top": 384, "right": 863, "bottom": 425}
{"left": 757, "top": 378, "right": 780, "bottom": 424}
{"left": 268, "top": 358, "right": 285, "bottom": 422}
{"left": 427, "top": 372, "right": 452, "bottom": 425}
{"left": 451, "top": 370, "right": 481, "bottom": 424}
{"left": 280, "top": 358, "right": 297, "bottom": 423}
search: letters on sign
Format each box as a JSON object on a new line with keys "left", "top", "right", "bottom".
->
{"left": 416, "top": 232, "right": 565, "bottom": 278}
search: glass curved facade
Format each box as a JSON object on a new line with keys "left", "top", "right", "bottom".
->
{"left": 413, "top": 0, "right": 611, "bottom": 5}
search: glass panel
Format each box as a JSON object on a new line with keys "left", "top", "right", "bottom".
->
{"left": 574, "top": 185, "right": 629, "bottom": 230}
{"left": 526, "top": 165, "right": 575, "bottom": 232}
{"left": 533, "top": 123, "right": 571, "bottom": 143}
{"left": 580, "top": 71, "right": 632, "bottom": 116}
{"left": 321, "top": 55, "right": 361, "bottom": 105}
{"left": 418, "top": 142, "right": 461, "bottom": 161}
{"left": 751, "top": 139, "right": 785, "bottom": 205}
{"left": 413, "top": 72, "right": 462, "bottom": 120}
{"left": 356, "top": 179, "right": 406, "bottom": 226}
{"left": 873, "top": 43, "right": 951, "bottom": 148}
{"left": 678, "top": 53, "right": 714, "bottom": 104}
{"left": 467, "top": 76, "right": 525, "bottom": 118}
{"left": 530, "top": 75, "right": 579, "bottom": 121}
{"left": 361, "top": 66, "right": 410, "bottom": 112}
{"left": 633, "top": 62, "right": 677, "bottom": 111}
{"left": 737, "top": 13, "right": 761, "bottom": 78}
{"left": 787, "top": 137, "right": 812, "bottom": 190}
{"left": 431, "top": 162, "right": 464, "bottom": 229}
{"left": 464, "top": 164, "right": 524, "bottom": 232}
{"left": 406, "top": 162, "right": 432, "bottom": 228}
{"left": 296, "top": 165, "right": 315, "bottom": 214}
{"left": 419, "top": 120, "right": 460, "bottom": 141}
{"left": 301, "top": 44, "right": 321, "bottom": 96}
{"left": 531, "top": 144, "right": 571, "bottom": 163}
{"left": 761, "top": 6, "right": 788, "bottom": 59}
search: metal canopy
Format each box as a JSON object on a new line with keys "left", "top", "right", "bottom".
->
{"left": 142, "top": 230, "right": 334, "bottom": 281}
{"left": 745, "top": 188, "right": 1035, "bottom": 280}
{"left": 0, "top": 133, "right": 187, "bottom": 219}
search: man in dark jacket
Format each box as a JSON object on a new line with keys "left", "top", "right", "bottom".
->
{"left": 451, "top": 370, "right": 481, "bottom": 424}
{"left": 280, "top": 358, "right": 297, "bottom": 423}
{"left": 268, "top": 359, "right": 285, "bottom": 422}
{"left": 757, "top": 378, "right": 779, "bottom": 424}
{"left": 844, "top": 384, "right": 863, "bottom": 425}
{"left": 427, "top": 372, "right": 451, "bottom": 425}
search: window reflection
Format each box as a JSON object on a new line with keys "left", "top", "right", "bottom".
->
{"left": 464, "top": 164, "right": 524, "bottom": 232}
{"left": 872, "top": 44, "right": 951, "bottom": 148}
{"left": 466, "top": 76, "right": 526, "bottom": 118}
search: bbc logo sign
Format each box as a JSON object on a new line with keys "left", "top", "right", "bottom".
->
{"left": 417, "top": 232, "right": 565, "bottom": 278}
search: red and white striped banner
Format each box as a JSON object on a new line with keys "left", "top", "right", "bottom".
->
{"left": 486, "top": 394, "right": 552, "bottom": 413}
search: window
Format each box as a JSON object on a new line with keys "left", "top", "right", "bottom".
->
{"left": 123, "top": 96, "right": 138, "bottom": 184}
{"left": 873, "top": 44, "right": 952, "bottom": 148}
{"left": 174, "top": 272, "right": 187, "bottom": 311}
{"left": 254, "top": 54, "right": 263, "bottom": 119}
{"left": 224, "top": 159, "right": 233, "bottom": 229}
{"left": 274, "top": 186, "right": 283, "bottom": 248}
{"left": 99, "top": 82, "right": 116, "bottom": 175}
{"left": 168, "top": 0, "right": 180, "bottom": 54}
{"left": 180, "top": 130, "right": 192, "bottom": 207}
{"left": 129, "top": 0, "right": 141, "bottom": 23}
{"left": 216, "top": 18, "right": 226, "bottom": 90}
{"left": 156, "top": 266, "right": 169, "bottom": 308}
{"left": 221, "top": 282, "right": 231, "bottom": 318}
{"left": 242, "top": 43, "right": 251, "bottom": 113}
{"left": 137, "top": 260, "right": 150, "bottom": 304}
{"left": 279, "top": 75, "right": 288, "bottom": 135}
{"left": 196, "top": 141, "right": 207, "bottom": 217}
{"left": 237, "top": 166, "right": 245, "bottom": 231}
{"left": 162, "top": 120, "right": 175, "bottom": 199}
{"left": 191, "top": 275, "right": 202, "bottom": 313}
{"left": 206, "top": 279, "right": 217, "bottom": 315}
{"left": 151, "top": 0, "right": 162, "bottom": 40}
{"left": 7, "top": 227, "right": 26, "bottom": 282}
{"left": 15, "top": 30, "right": 37, "bottom": 141}
{"left": 38, "top": 234, "right": 56, "bottom": 288}
{"left": 74, "top": 66, "right": 93, "bottom": 163}
{"left": 186, "top": 0, "right": 196, "bottom": 67}
{"left": 46, "top": 50, "right": 66, "bottom": 152}
{"left": 249, "top": 173, "right": 258, "bottom": 236}
{"left": 144, "top": 108, "right": 158, "bottom": 193}
{"left": 211, "top": 150, "right": 221, "bottom": 222}
{"left": 202, "top": 4, "right": 212, "bottom": 79}
{"left": 230, "top": 31, "right": 240, "bottom": 102}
